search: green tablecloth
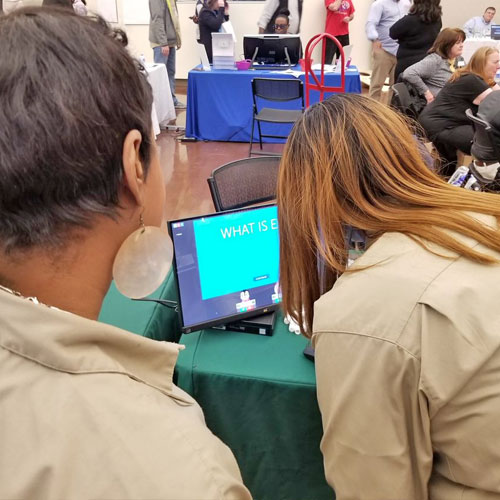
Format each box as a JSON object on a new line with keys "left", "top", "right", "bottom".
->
{"left": 100, "top": 271, "right": 334, "bottom": 500}
{"left": 176, "top": 315, "right": 334, "bottom": 500}
{"left": 98, "top": 270, "right": 180, "bottom": 342}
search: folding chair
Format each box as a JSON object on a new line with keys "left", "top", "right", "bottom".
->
{"left": 207, "top": 156, "right": 281, "bottom": 212}
{"left": 249, "top": 78, "right": 304, "bottom": 156}
{"left": 467, "top": 108, "right": 500, "bottom": 163}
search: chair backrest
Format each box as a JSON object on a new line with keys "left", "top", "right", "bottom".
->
{"left": 467, "top": 108, "right": 500, "bottom": 162}
{"left": 252, "top": 78, "right": 303, "bottom": 103}
{"left": 207, "top": 156, "right": 281, "bottom": 212}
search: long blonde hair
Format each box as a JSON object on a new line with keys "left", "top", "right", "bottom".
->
{"left": 277, "top": 94, "right": 500, "bottom": 337}
{"left": 450, "top": 46, "right": 499, "bottom": 87}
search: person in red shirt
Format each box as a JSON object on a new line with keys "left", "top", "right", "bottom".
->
{"left": 324, "top": 0, "right": 354, "bottom": 64}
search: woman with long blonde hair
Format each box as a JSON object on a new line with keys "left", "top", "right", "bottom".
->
{"left": 419, "top": 45, "right": 500, "bottom": 174}
{"left": 278, "top": 93, "right": 500, "bottom": 499}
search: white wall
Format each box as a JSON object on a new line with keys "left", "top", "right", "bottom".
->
{"left": 47, "top": 0, "right": 500, "bottom": 78}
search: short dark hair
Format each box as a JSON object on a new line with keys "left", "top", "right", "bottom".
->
{"left": 0, "top": 8, "right": 153, "bottom": 252}
{"left": 486, "top": 7, "right": 496, "bottom": 12}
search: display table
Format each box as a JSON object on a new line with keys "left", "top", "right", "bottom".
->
{"left": 186, "top": 65, "right": 361, "bottom": 142}
{"left": 176, "top": 314, "right": 334, "bottom": 500}
{"left": 463, "top": 38, "right": 500, "bottom": 62}
{"left": 99, "top": 271, "right": 333, "bottom": 500}
{"left": 146, "top": 63, "right": 176, "bottom": 135}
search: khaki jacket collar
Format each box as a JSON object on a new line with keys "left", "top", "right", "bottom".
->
{"left": 0, "top": 290, "right": 191, "bottom": 404}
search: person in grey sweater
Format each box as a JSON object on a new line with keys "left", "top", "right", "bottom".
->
{"left": 402, "top": 27, "right": 465, "bottom": 103}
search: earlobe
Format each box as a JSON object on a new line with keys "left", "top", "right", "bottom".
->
{"left": 122, "top": 129, "right": 145, "bottom": 208}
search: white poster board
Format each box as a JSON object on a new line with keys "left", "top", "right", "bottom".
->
{"left": 96, "top": 0, "right": 118, "bottom": 23}
{"left": 123, "top": 0, "right": 150, "bottom": 25}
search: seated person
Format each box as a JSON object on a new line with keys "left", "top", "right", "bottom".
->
{"left": 463, "top": 6, "right": 496, "bottom": 37}
{"left": 257, "top": 0, "right": 301, "bottom": 34}
{"left": 273, "top": 9, "right": 290, "bottom": 34}
{"left": 198, "top": 0, "right": 229, "bottom": 63}
{"left": 277, "top": 92, "right": 500, "bottom": 500}
{"left": 0, "top": 7, "right": 250, "bottom": 499}
{"left": 402, "top": 27, "right": 465, "bottom": 104}
{"left": 419, "top": 46, "right": 500, "bottom": 175}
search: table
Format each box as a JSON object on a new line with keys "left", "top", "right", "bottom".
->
{"left": 186, "top": 65, "right": 361, "bottom": 142}
{"left": 176, "top": 313, "right": 334, "bottom": 500}
{"left": 463, "top": 38, "right": 500, "bottom": 63}
{"left": 146, "top": 63, "right": 176, "bottom": 135}
{"left": 99, "top": 272, "right": 334, "bottom": 500}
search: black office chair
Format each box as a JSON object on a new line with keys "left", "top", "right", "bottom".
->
{"left": 467, "top": 108, "right": 500, "bottom": 163}
{"left": 390, "top": 82, "right": 425, "bottom": 120}
{"left": 207, "top": 156, "right": 281, "bottom": 212}
{"left": 250, "top": 78, "right": 304, "bottom": 156}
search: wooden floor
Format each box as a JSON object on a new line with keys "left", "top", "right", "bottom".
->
{"left": 157, "top": 106, "right": 284, "bottom": 221}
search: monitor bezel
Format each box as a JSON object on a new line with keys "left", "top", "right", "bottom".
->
{"left": 168, "top": 204, "right": 281, "bottom": 334}
{"left": 243, "top": 34, "right": 301, "bottom": 65}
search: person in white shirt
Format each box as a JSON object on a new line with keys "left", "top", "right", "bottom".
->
{"left": 463, "top": 7, "right": 496, "bottom": 38}
{"left": 365, "top": 0, "right": 411, "bottom": 102}
{"left": 257, "top": 0, "right": 302, "bottom": 34}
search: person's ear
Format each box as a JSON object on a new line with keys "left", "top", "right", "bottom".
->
{"left": 122, "top": 130, "right": 145, "bottom": 209}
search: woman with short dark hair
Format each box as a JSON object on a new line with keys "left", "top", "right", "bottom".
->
{"left": 390, "top": 0, "right": 442, "bottom": 81}
{"left": 0, "top": 7, "right": 250, "bottom": 499}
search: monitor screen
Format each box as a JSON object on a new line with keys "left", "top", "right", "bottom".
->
{"left": 169, "top": 204, "right": 281, "bottom": 333}
{"left": 243, "top": 34, "right": 301, "bottom": 65}
{"left": 491, "top": 25, "right": 500, "bottom": 40}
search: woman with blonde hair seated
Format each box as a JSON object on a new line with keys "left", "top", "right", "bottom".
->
{"left": 419, "top": 46, "right": 500, "bottom": 174}
{"left": 277, "top": 93, "right": 500, "bottom": 500}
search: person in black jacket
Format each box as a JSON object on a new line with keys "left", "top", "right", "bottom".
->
{"left": 198, "top": 0, "right": 229, "bottom": 63}
{"left": 389, "top": 0, "right": 442, "bottom": 82}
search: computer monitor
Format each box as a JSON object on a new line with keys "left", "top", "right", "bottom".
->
{"left": 243, "top": 34, "right": 301, "bottom": 66}
{"left": 169, "top": 204, "right": 281, "bottom": 333}
{"left": 491, "top": 25, "right": 500, "bottom": 40}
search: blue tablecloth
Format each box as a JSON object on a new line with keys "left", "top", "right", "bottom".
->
{"left": 186, "top": 65, "right": 362, "bottom": 142}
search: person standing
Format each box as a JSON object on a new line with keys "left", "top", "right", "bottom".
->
{"left": 463, "top": 7, "right": 496, "bottom": 38}
{"left": 149, "top": 0, "right": 185, "bottom": 109}
{"left": 389, "top": 0, "right": 442, "bottom": 82}
{"left": 324, "top": 0, "right": 355, "bottom": 65}
{"left": 365, "top": 0, "right": 411, "bottom": 102}
{"left": 198, "top": 0, "right": 229, "bottom": 63}
{"left": 257, "top": 0, "right": 302, "bottom": 34}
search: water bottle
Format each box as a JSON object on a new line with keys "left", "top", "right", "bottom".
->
{"left": 139, "top": 53, "right": 147, "bottom": 66}
{"left": 448, "top": 166, "right": 470, "bottom": 187}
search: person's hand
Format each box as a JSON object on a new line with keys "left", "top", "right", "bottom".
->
{"left": 224, "top": 2, "right": 229, "bottom": 15}
{"left": 332, "top": 0, "right": 341, "bottom": 10}
{"left": 372, "top": 40, "right": 382, "bottom": 51}
{"left": 342, "top": 15, "right": 351, "bottom": 23}
{"left": 161, "top": 45, "right": 170, "bottom": 57}
{"left": 424, "top": 90, "right": 434, "bottom": 103}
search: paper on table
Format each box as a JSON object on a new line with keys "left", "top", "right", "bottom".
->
{"left": 197, "top": 43, "right": 211, "bottom": 71}
{"left": 270, "top": 69, "right": 303, "bottom": 78}
{"left": 221, "top": 21, "right": 237, "bottom": 43}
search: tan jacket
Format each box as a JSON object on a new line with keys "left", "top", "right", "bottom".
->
{"left": 313, "top": 215, "right": 500, "bottom": 500}
{"left": 0, "top": 290, "right": 251, "bottom": 500}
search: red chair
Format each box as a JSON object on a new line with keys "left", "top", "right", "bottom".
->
{"left": 303, "top": 33, "right": 345, "bottom": 108}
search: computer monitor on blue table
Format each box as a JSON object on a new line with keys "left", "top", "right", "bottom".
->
{"left": 169, "top": 204, "right": 281, "bottom": 333}
{"left": 243, "top": 34, "right": 301, "bottom": 67}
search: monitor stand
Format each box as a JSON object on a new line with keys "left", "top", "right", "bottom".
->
{"left": 212, "top": 311, "right": 276, "bottom": 336}
{"left": 250, "top": 47, "right": 293, "bottom": 71}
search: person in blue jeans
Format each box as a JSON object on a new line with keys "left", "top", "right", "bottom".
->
{"left": 149, "top": 0, "right": 185, "bottom": 109}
